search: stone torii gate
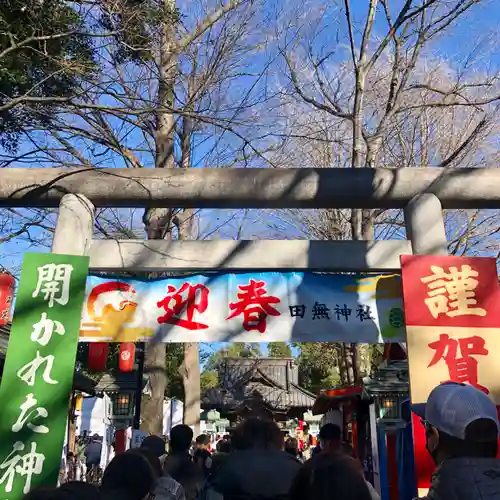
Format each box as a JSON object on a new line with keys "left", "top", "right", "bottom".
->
{"left": 3, "top": 167, "right": 500, "bottom": 266}
{"left": 1, "top": 166, "right": 499, "bottom": 434}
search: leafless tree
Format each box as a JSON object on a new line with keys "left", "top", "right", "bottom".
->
{"left": 267, "top": 0, "right": 500, "bottom": 380}
{"left": 1, "top": 0, "right": 271, "bottom": 433}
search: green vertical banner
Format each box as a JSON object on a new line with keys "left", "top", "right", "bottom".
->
{"left": 0, "top": 252, "right": 89, "bottom": 499}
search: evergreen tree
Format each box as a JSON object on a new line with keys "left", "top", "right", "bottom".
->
{"left": 0, "top": 0, "right": 96, "bottom": 151}
{"left": 267, "top": 342, "right": 292, "bottom": 358}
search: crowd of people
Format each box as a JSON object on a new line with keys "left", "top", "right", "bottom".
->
{"left": 23, "top": 381, "right": 500, "bottom": 500}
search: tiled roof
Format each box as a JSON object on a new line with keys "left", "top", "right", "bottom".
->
{"left": 202, "top": 382, "right": 315, "bottom": 410}
{"left": 220, "top": 357, "right": 299, "bottom": 387}
{"left": 203, "top": 357, "right": 315, "bottom": 410}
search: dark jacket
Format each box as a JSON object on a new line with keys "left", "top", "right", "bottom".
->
{"left": 421, "top": 457, "right": 500, "bottom": 500}
{"left": 164, "top": 453, "right": 205, "bottom": 500}
{"left": 209, "top": 449, "right": 302, "bottom": 500}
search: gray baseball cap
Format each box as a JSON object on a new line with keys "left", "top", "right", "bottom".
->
{"left": 412, "top": 381, "right": 499, "bottom": 440}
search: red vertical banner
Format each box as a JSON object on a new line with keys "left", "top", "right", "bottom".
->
{"left": 119, "top": 342, "right": 136, "bottom": 372}
{"left": 400, "top": 255, "right": 500, "bottom": 495}
{"left": 0, "top": 273, "right": 14, "bottom": 326}
{"left": 115, "top": 429, "right": 127, "bottom": 454}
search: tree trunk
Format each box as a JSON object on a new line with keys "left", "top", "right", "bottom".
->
{"left": 180, "top": 342, "right": 201, "bottom": 434}
{"left": 177, "top": 106, "right": 200, "bottom": 433}
{"left": 141, "top": 342, "right": 167, "bottom": 435}
{"left": 140, "top": 0, "right": 177, "bottom": 435}
{"left": 348, "top": 1, "right": 377, "bottom": 385}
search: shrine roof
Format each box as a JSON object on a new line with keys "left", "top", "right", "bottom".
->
{"left": 202, "top": 357, "right": 315, "bottom": 410}
{"left": 311, "top": 360, "right": 409, "bottom": 415}
{"left": 202, "top": 381, "right": 315, "bottom": 410}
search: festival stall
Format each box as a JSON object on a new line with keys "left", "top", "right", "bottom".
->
{"left": 311, "top": 343, "right": 413, "bottom": 500}
{"left": 312, "top": 385, "right": 369, "bottom": 456}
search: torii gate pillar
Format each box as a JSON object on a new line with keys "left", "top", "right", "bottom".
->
{"left": 52, "top": 194, "right": 95, "bottom": 256}
{"left": 404, "top": 193, "right": 447, "bottom": 256}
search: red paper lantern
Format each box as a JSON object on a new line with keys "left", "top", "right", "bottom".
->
{"left": 0, "top": 273, "right": 14, "bottom": 326}
{"left": 119, "top": 343, "right": 135, "bottom": 372}
{"left": 88, "top": 342, "right": 108, "bottom": 372}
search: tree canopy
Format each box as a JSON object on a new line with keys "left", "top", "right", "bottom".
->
{"left": 292, "top": 343, "right": 340, "bottom": 395}
{"left": 267, "top": 342, "right": 292, "bottom": 358}
{"left": 0, "top": 0, "right": 96, "bottom": 151}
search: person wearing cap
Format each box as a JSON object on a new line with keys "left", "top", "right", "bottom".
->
{"left": 141, "top": 435, "right": 186, "bottom": 500}
{"left": 412, "top": 381, "right": 500, "bottom": 500}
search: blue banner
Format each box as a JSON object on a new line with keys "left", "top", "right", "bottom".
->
{"left": 80, "top": 272, "right": 405, "bottom": 343}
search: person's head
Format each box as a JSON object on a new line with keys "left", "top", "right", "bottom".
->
{"left": 141, "top": 435, "right": 167, "bottom": 464}
{"left": 413, "top": 381, "right": 499, "bottom": 464}
{"left": 170, "top": 424, "right": 194, "bottom": 454}
{"left": 23, "top": 483, "right": 102, "bottom": 500}
{"left": 131, "top": 447, "right": 163, "bottom": 478}
{"left": 290, "top": 453, "right": 372, "bottom": 500}
{"left": 102, "top": 449, "right": 157, "bottom": 500}
{"left": 285, "top": 437, "right": 298, "bottom": 456}
{"left": 216, "top": 439, "right": 231, "bottom": 454}
{"left": 22, "top": 487, "right": 60, "bottom": 500}
{"left": 318, "top": 423, "right": 341, "bottom": 453}
{"left": 195, "top": 434, "right": 211, "bottom": 450}
{"left": 59, "top": 482, "right": 102, "bottom": 500}
{"left": 232, "top": 417, "right": 283, "bottom": 451}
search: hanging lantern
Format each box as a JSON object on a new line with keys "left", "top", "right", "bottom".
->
{"left": 119, "top": 343, "right": 135, "bottom": 372}
{"left": 88, "top": 342, "right": 108, "bottom": 372}
{"left": 0, "top": 273, "right": 15, "bottom": 326}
